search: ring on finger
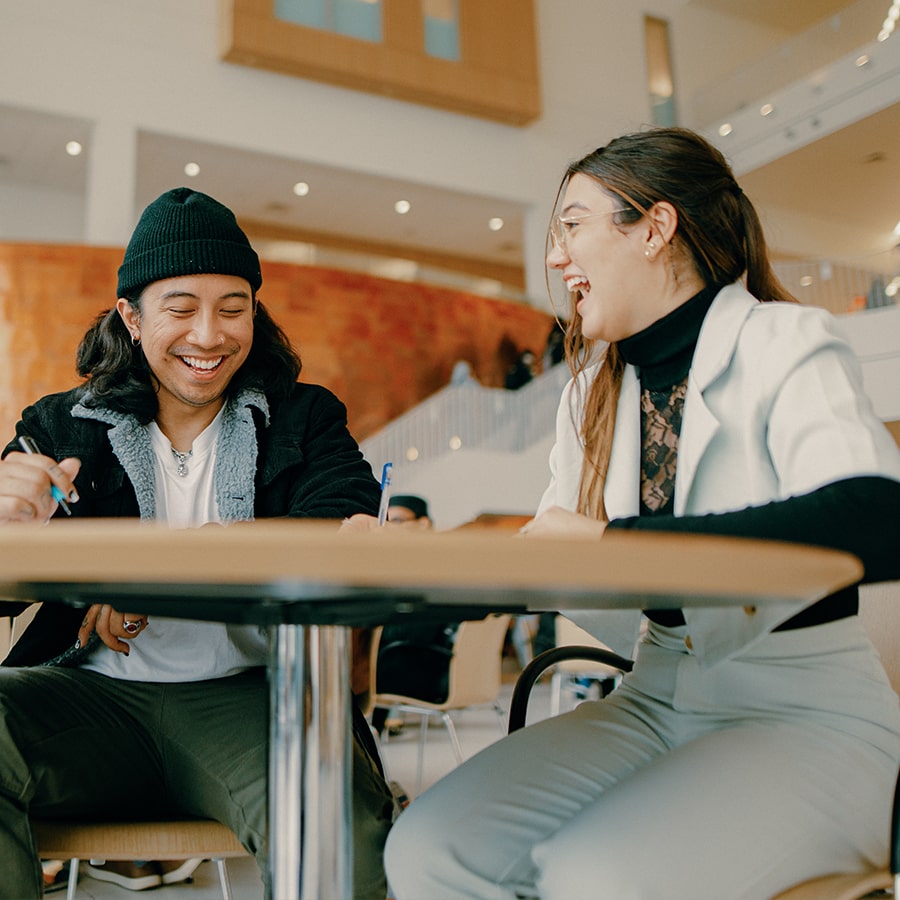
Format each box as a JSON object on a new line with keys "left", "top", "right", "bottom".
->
{"left": 122, "top": 619, "right": 143, "bottom": 635}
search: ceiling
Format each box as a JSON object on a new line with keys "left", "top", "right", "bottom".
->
{"left": 0, "top": 0, "right": 897, "bottom": 296}
{"left": 691, "top": 0, "right": 858, "bottom": 32}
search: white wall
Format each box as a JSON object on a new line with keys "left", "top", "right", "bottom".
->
{"left": 837, "top": 306, "right": 900, "bottom": 421}
{"left": 0, "top": 0, "right": 785, "bottom": 307}
{"left": 372, "top": 435, "right": 556, "bottom": 532}
{"left": 0, "top": 183, "right": 84, "bottom": 242}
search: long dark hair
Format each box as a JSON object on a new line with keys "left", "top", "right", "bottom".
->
{"left": 75, "top": 294, "right": 302, "bottom": 422}
{"left": 553, "top": 127, "right": 795, "bottom": 519}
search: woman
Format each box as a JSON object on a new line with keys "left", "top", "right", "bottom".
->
{"left": 382, "top": 128, "right": 900, "bottom": 899}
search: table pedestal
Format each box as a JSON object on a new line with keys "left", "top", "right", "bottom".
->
{"left": 269, "top": 624, "right": 352, "bottom": 900}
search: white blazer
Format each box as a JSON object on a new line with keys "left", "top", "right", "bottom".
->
{"left": 537, "top": 283, "right": 900, "bottom": 665}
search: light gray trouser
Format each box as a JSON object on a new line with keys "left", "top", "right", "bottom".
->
{"left": 386, "top": 618, "right": 900, "bottom": 900}
{"left": 0, "top": 666, "right": 393, "bottom": 900}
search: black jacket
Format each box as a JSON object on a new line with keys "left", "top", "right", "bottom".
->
{"left": 1, "top": 382, "right": 381, "bottom": 666}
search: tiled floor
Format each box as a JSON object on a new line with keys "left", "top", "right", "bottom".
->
{"left": 48, "top": 678, "right": 559, "bottom": 900}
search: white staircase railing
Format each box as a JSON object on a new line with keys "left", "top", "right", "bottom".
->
{"left": 361, "top": 363, "right": 570, "bottom": 473}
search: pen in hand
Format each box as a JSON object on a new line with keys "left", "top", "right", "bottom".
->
{"left": 376, "top": 462, "right": 393, "bottom": 526}
{"left": 17, "top": 435, "right": 73, "bottom": 516}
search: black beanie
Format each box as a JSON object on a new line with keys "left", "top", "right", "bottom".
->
{"left": 389, "top": 494, "right": 430, "bottom": 519}
{"left": 116, "top": 187, "right": 262, "bottom": 297}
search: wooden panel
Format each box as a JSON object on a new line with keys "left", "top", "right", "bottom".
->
{"left": 884, "top": 419, "right": 900, "bottom": 448}
{"left": 220, "top": 0, "right": 541, "bottom": 125}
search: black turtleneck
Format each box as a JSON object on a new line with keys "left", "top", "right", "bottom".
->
{"left": 618, "top": 283, "right": 718, "bottom": 390}
{"left": 605, "top": 287, "right": 900, "bottom": 630}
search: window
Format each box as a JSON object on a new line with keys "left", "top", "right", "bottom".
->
{"left": 644, "top": 16, "right": 678, "bottom": 127}
{"left": 275, "top": 0, "right": 382, "bottom": 43}
{"left": 423, "top": 0, "right": 459, "bottom": 61}
{"left": 221, "top": 0, "right": 540, "bottom": 125}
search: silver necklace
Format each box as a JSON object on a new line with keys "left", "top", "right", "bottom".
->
{"left": 171, "top": 447, "right": 193, "bottom": 477}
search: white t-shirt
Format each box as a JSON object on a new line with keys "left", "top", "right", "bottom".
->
{"left": 82, "top": 410, "right": 268, "bottom": 682}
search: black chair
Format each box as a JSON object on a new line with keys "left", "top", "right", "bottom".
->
{"left": 508, "top": 644, "right": 633, "bottom": 733}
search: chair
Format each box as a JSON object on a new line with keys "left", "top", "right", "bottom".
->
{"left": 32, "top": 817, "right": 248, "bottom": 900}
{"left": 509, "top": 588, "right": 900, "bottom": 900}
{"left": 508, "top": 635, "right": 633, "bottom": 734}
{"left": 372, "top": 613, "right": 511, "bottom": 793}
{"left": 548, "top": 616, "right": 629, "bottom": 716}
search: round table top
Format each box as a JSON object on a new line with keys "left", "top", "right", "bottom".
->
{"left": 0, "top": 518, "right": 863, "bottom": 626}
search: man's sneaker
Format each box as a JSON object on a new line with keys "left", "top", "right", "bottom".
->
{"left": 84, "top": 861, "right": 162, "bottom": 891}
{"left": 41, "top": 859, "right": 70, "bottom": 894}
{"left": 158, "top": 858, "right": 204, "bottom": 885}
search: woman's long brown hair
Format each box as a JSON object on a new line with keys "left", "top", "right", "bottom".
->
{"left": 551, "top": 127, "right": 796, "bottom": 520}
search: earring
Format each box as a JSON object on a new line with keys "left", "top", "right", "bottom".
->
{"left": 645, "top": 241, "right": 656, "bottom": 259}
{"left": 131, "top": 334, "right": 141, "bottom": 347}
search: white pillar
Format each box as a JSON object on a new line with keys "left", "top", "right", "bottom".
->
{"left": 523, "top": 204, "right": 554, "bottom": 313}
{"left": 84, "top": 120, "right": 139, "bottom": 246}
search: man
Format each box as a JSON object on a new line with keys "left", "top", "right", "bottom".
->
{"left": 0, "top": 188, "right": 393, "bottom": 900}
{"left": 384, "top": 494, "right": 432, "bottom": 529}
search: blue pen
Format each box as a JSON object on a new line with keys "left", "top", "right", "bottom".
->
{"left": 18, "top": 435, "right": 73, "bottom": 516}
{"left": 376, "top": 462, "right": 393, "bottom": 526}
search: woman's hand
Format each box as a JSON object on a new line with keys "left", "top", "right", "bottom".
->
{"left": 78, "top": 604, "right": 149, "bottom": 655}
{"left": 518, "top": 506, "right": 608, "bottom": 539}
{"left": 0, "top": 452, "right": 80, "bottom": 523}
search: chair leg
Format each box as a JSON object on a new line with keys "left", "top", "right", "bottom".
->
{"left": 550, "top": 672, "right": 562, "bottom": 717}
{"left": 492, "top": 702, "right": 506, "bottom": 735}
{"left": 214, "top": 858, "right": 233, "bottom": 900}
{"left": 66, "top": 858, "right": 79, "bottom": 900}
{"left": 416, "top": 714, "right": 429, "bottom": 795}
{"left": 440, "top": 712, "right": 464, "bottom": 764}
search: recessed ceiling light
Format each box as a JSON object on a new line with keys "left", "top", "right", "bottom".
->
{"left": 65, "top": 141, "right": 82, "bottom": 157}
{"left": 800, "top": 275, "right": 814, "bottom": 287}
{"left": 759, "top": 103, "right": 774, "bottom": 116}
{"left": 292, "top": 181, "right": 310, "bottom": 197}
{"left": 488, "top": 217, "right": 504, "bottom": 231}
{"left": 718, "top": 123, "right": 733, "bottom": 137}
{"left": 394, "top": 199, "right": 411, "bottom": 215}
{"left": 856, "top": 54, "right": 871, "bottom": 67}
{"left": 184, "top": 162, "right": 200, "bottom": 177}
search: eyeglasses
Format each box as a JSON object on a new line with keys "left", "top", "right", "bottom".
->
{"left": 549, "top": 209, "right": 628, "bottom": 251}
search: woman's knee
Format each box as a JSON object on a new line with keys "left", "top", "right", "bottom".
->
{"left": 384, "top": 800, "right": 453, "bottom": 891}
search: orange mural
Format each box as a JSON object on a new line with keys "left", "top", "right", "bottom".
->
{"left": 0, "top": 243, "right": 555, "bottom": 442}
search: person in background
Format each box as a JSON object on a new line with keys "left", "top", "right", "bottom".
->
{"left": 0, "top": 187, "right": 393, "bottom": 900}
{"left": 385, "top": 494, "right": 433, "bottom": 529}
{"left": 367, "top": 495, "right": 460, "bottom": 736}
{"left": 504, "top": 349, "right": 537, "bottom": 390}
{"left": 383, "top": 127, "right": 900, "bottom": 899}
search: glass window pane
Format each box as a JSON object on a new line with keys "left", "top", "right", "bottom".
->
{"left": 276, "top": 0, "right": 382, "bottom": 43}
{"left": 644, "top": 16, "right": 678, "bottom": 126}
{"left": 423, "top": 0, "right": 460, "bottom": 61}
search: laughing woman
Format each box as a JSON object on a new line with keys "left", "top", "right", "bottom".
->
{"left": 383, "top": 127, "right": 900, "bottom": 899}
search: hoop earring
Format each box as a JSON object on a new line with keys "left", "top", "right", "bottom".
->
{"left": 131, "top": 334, "right": 141, "bottom": 347}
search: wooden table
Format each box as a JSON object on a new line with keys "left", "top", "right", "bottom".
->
{"left": 0, "top": 519, "right": 863, "bottom": 900}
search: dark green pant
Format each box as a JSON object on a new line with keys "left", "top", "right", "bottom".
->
{"left": 0, "top": 666, "right": 392, "bottom": 899}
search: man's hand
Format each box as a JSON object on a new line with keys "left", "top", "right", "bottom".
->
{"left": 78, "top": 604, "right": 149, "bottom": 655}
{"left": 0, "top": 452, "right": 80, "bottom": 523}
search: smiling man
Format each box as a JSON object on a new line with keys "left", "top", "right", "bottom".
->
{"left": 0, "top": 188, "right": 394, "bottom": 900}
